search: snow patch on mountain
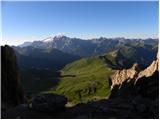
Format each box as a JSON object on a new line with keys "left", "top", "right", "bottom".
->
{"left": 42, "top": 37, "right": 54, "bottom": 42}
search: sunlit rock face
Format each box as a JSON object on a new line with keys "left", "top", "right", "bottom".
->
{"left": 110, "top": 52, "right": 159, "bottom": 89}
{"left": 110, "top": 63, "right": 141, "bottom": 89}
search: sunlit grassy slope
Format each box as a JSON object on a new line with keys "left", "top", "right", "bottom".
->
{"left": 48, "top": 56, "right": 114, "bottom": 104}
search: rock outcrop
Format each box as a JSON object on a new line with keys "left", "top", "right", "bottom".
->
{"left": 1, "top": 45, "right": 25, "bottom": 117}
{"left": 110, "top": 52, "right": 159, "bottom": 88}
{"left": 110, "top": 63, "right": 141, "bottom": 89}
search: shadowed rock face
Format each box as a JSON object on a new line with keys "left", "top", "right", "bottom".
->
{"left": 1, "top": 45, "right": 25, "bottom": 114}
{"left": 31, "top": 93, "right": 67, "bottom": 113}
{"left": 5, "top": 93, "right": 68, "bottom": 119}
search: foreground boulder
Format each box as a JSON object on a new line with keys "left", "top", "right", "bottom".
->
{"left": 5, "top": 93, "right": 68, "bottom": 119}
{"left": 5, "top": 104, "right": 53, "bottom": 119}
{"left": 31, "top": 93, "right": 67, "bottom": 112}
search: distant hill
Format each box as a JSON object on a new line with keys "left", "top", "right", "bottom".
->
{"left": 101, "top": 43, "right": 158, "bottom": 68}
{"left": 13, "top": 46, "right": 81, "bottom": 71}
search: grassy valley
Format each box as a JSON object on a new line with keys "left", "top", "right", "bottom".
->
{"left": 49, "top": 56, "right": 114, "bottom": 104}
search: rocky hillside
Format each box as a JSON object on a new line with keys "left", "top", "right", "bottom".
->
{"left": 1, "top": 45, "right": 25, "bottom": 117}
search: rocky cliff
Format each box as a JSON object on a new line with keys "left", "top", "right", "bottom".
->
{"left": 110, "top": 52, "right": 159, "bottom": 89}
{"left": 1, "top": 45, "right": 25, "bottom": 117}
{"left": 110, "top": 63, "right": 141, "bottom": 89}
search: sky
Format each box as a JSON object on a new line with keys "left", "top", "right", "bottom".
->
{"left": 1, "top": 1, "right": 159, "bottom": 45}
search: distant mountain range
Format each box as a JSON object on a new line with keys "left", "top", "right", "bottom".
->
{"left": 17, "top": 35, "right": 158, "bottom": 67}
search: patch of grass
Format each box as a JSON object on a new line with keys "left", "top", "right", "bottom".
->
{"left": 48, "top": 56, "right": 114, "bottom": 104}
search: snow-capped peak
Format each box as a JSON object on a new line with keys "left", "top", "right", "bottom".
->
{"left": 42, "top": 34, "right": 67, "bottom": 42}
{"left": 42, "top": 37, "right": 54, "bottom": 42}
{"left": 54, "top": 34, "right": 66, "bottom": 39}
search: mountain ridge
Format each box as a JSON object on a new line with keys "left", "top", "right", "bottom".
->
{"left": 18, "top": 36, "right": 158, "bottom": 57}
{"left": 19, "top": 35, "right": 159, "bottom": 45}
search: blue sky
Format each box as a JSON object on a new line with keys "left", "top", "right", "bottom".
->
{"left": 1, "top": 1, "right": 159, "bottom": 45}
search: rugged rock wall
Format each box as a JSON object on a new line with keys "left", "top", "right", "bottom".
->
{"left": 1, "top": 45, "right": 25, "bottom": 114}
{"left": 110, "top": 52, "right": 159, "bottom": 89}
{"left": 110, "top": 63, "right": 141, "bottom": 89}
